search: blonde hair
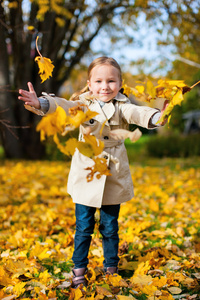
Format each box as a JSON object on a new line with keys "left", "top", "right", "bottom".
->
{"left": 70, "top": 56, "right": 123, "bottom": 101}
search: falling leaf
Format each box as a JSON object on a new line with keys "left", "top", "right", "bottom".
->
{"left": 35, "top": 56, "right": 54, "bottom": 83}
{"left": 146, "top": 79, "right": 156, "bottom": 99}
{"left": 36, "top": 106, "right": 67, "bottom": 141}
{"left": 85, "top": 157, "right": 111, "bottom": 182}
{"left": 35, "top": 36, "right": 54, "bottom": 83}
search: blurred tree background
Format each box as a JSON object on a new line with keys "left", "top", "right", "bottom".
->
{"left": 0, "top": 0, "right": 200, "bottom": 159}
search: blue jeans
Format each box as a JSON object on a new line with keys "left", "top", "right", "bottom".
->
{"left": 72, "top": 203, "right": 120, "bottom": 269}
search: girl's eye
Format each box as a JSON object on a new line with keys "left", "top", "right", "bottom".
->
{"left": 96, "top": 80, "right": 101, "bottom": 83}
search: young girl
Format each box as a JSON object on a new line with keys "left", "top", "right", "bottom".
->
{"left": 18, "top": 57, "right": 168, "bottom": 288}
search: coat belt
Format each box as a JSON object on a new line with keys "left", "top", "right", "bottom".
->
{"left": 102, "top": 139, "right": 124, "bottom": 148}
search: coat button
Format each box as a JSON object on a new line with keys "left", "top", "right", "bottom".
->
{"left": 103, "top": 155, "right": 108, "bottom": 159}
{"left": 89, "top": 119, "right": 94, "bottom": 124}
{"left": 104, "top": 136, "right": 109, "bottom": 140}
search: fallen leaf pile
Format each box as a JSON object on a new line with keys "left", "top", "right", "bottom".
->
{"left": 0, "top": 158, "right": 200, "bottom": 299}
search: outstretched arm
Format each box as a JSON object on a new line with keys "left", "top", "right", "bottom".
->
{"left": 18, "top": 82, "right": 40, "bottom": 109}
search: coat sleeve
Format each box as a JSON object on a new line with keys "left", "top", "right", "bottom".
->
{"left": 40, "top": 93, "right": 84, "bottom": 115}
{"left": 120, "top": 102, "right": 160, "bottom": 129}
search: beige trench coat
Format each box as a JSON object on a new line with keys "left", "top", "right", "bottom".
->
{"left": 33, "top": 92, "right": 159, "bottom": 208}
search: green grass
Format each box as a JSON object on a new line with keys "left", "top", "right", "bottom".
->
{"left": 125, "top": 134, "right": 152, "bottom": 163}
{"left": 125, "top": 134, "right": 200, "bottom": 168}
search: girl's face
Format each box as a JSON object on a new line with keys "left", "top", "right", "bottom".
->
{"left": 87, "top": 64, "right": 122, "bottom": 102}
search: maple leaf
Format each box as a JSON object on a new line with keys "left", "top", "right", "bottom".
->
{"left": 36, "top": 106, "right": 67, "bottom": 141}
{"left": 83, "top": 135, "right": 104, "bottom": 156}
{"left": 85, "top": 157, "right": 111, "bottom": 182}
{"left": 35, "top": 36, "right": 54, "bottom": 83}
{"left": 107, "top": 274, "right": 128, "bottom": 287}
{"left": 64, "top": 105, "right": 98, "bottom": 131}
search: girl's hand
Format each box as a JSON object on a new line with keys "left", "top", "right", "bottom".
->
{"left": 18, "top": 82, "right": 40, "bottom": 109}
{"left": 159, "top": 100, "right": 169, "bottom": 126}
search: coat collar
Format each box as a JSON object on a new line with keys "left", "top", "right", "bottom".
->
{"left": 79, "top": 92, "right": 128, "bottom": 125}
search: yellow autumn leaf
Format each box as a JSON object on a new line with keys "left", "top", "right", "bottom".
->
{"left": 36, "top": 106, "right": 67, "bottom": 140}
{"left": 85, "top": 268, "right": 96, "bottom": 282}
{"left": 164, "top": 80, "right": 186, "bottom": 87}
{"left": 34, "top": 36, "right": 54, "bottom": 83}
{"left": 96, "top": 285, "right": 113, "bottom": 296}
{"left": 135, "top": 85, "right": 145, "bottom": 94}
{"left": 77, "top": 142, "right": 94, "bottom": 158}
{"left": 35, "top": 56, "right": 54, "bottom": 83}
{"left": 27, "top": 25, "right": 35, "bottom": 31}
{"left": 157, "top": 102, "right": 174, "bottom": 124}
{"left": 130, "top": 274, "right": 153, "bottom": 286}
{"left": 38, "top": 249, "right": 51, "bottom": 260}
{"left": 134, "top": 261, "right": 151, "bottom": 275}
{"left": 39, "top": 270, "right": 52, "bottom": 284}
{"left": 83, "top": 135, "right": 104, "bottom": 156}
{"left": 0, "top": 265, "right": 15, "bottom": 286}
{"left": 12, "top": 282, "right": 26, "bottom": 297}
{"left": 149, "top": 199, "right": 159, "bottom": 212}
{"left": 108, "top": 274, "right": 128, "bottom": 287}
{"left": 85, "top": 157, "right": 111, "bottom": 182}
{"left": 37, "top": 56, "right": 54, "bottom": 83}
{"left": 54, "top": 135, "right": 78, "bottom": 156}
{"left": 74, "top": 288, "right": 83, "bottom": 300}
{"left": 141, "top": 284, "right": 158, "bottom": 296}
{"left": 117, "top": 296, "right": 137, "bottom": 300}
{"left": 122, "top": 82, "right": 139, "bottom": 97}
{"left": 146, "top": 79, "right": 156, "bottom": 99}
{"left": 8, "top": 1, "right": 18, "bottom": 9}
{"left": 65, "top": 108, "right": 98, "bottom": 129}
{"left": 171, "top": 89, "right": 184, "bottom": 105}
{"left": 55, "top": 17, "right": 66, "bottom": 27}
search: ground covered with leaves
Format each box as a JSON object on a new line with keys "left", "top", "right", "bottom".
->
{"left": 0, "top": 158, "right": 200, "bottom": 300}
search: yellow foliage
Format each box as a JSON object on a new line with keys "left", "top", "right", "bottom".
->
{"left": 85, "top": 157, "right": 111, "bottom": 182}
{"left": 12, "top": 282, "right": 27, "bottom": 297}
{"left": 36, "top": 106, "right": 67, "bottom": 140}
{"left": 35, "top": 56, "right": 54, "bottom": 83}
{"left": 0, "top": 159, "right": 200, "bottom": 298}
{"left": 122, "top": 79, "right": 200, "bottom": 123}
{"left": 34, "top": 36, "right": 54, "bottom": 83}
{"left": 8, "top": 1, "right": 18, "bottom": 9}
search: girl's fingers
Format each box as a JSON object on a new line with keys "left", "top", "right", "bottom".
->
{"left": 27, "top": 82, "right": 35, "bottom": 92}
{"left": 19, "top": 89, "right": 31, "bottom": 97}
